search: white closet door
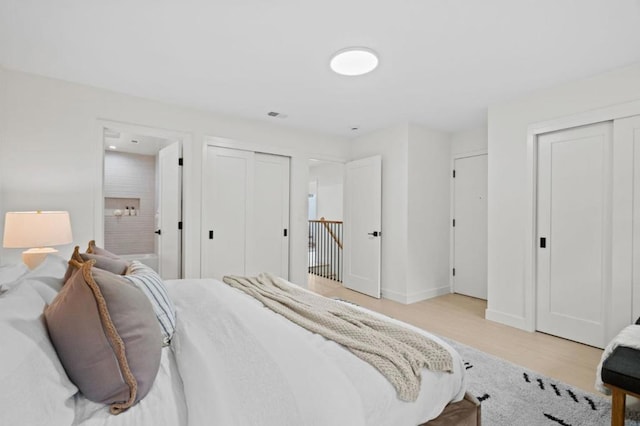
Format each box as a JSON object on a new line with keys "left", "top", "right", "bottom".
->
{"left": 202, "top": 146, "right": 254, "bottom": 280}
{"left": 248, "top": 153, "right": 290, "bottom": 279}
{"left": 453, "top": 154, "right": 488, "bottom": 300}
{"left": 536, "top": 122, "right": 612, "bottom": 348}
{"left": 623, "top": 116, "right": 640, "bottom": 322}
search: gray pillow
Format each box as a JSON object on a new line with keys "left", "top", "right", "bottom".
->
{"left": 63, "top": 246, "right": 129, "bottom": 282}
{"left": 45, "top": 260, "right": 162, "bottom": 414}
{"left": 86, "top": 239, "right": 120, "bottom": 259}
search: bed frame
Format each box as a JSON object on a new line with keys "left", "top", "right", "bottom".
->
{"left": 422, "top": 392, "right": 481, "bottom": 426}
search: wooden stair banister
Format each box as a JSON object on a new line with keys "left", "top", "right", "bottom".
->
{"left": 320, "top": 217, "right": 343, "bottom": 249}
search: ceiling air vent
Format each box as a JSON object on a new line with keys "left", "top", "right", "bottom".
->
{"left": 267, "top": 111, "right": 288, "bottom": 119}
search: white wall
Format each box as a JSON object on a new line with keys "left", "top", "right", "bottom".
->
{"left": 487, "top": 63, "right": 640, "bottom": 329}
{"left": 0, "top": 67, "right": 349, "bottom": 285}
{"left": 451, "top": 126, "right": 487, "bottom": 155}
{"left": 350, "top": 123, "right": 409, "bottom": 299}
{"left": 406, "top": 124, "right": 451, "bottom": 302}
{"left": 349, "top": 122, "right": 452, "bottom": 303}
{"left": 309, "top": 162, "right": 344, "bottom": 221}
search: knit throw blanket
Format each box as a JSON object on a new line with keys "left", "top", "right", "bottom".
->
{"left": 222, "top": 273, "right": 453, "bottom": 402}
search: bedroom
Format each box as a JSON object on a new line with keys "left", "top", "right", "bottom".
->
{"left": 2, "top": 1, "right": 640, "bottom": 425}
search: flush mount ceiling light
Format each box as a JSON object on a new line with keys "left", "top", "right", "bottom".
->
{"left": 330, "top": 47, "right": 379, "bottom": 76}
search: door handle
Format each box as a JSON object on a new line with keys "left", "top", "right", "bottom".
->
{"left": 368, "top": 231, "right": 380, "bottom": 237}
{"left": 155, "top": 229, "right": 162, "bottom": 235}
{"left": 540, "top": 237, "right": 546, "bottom": 248}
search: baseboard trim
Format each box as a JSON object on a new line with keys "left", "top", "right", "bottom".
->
{"left": 381, "top": 288, "right": 408, "bottom": 304}
{"left": 485, "top": 308, "right": 531, "bottom": 331}
{"left": 382, "top": 286, "right": 452, "bottom": 304}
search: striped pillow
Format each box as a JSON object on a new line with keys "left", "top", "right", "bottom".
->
{"left": 123, "top": 261, "right": 176, "bottom": 345}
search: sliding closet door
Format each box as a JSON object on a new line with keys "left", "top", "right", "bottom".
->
{"left": 247, "top": 153, "right": 290, "bottom": 278}
{"left": 202, "top": 147, "right": 290, "bottom": 280}
{"left": 536, "top": 122, "right": 612, "bottom": 348}
{"left": 623, "top": 115, "right": 640, "bottom": 322}
{"left": 202, "top": 146, "right": 254, "bottom": 280}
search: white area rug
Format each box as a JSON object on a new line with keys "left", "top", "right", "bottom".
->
{"left": 445, "top": 338, "right": 640, "bottom": 426}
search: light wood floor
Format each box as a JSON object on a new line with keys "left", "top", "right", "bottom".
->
{"left": 308, "top": 275, "right": 604, "bottom": 395}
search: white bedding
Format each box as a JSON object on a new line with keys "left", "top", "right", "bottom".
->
{"left": 73, "top": 346, "right": 188, "bottom": 426}
{"left": 167, "top": 278, "right": 466, "bottom": 426}
{"left": 1, "top": 266, "right": 466, "bottom": 426}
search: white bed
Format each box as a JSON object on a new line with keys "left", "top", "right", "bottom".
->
{"left": 0, "top": 256, "right": 469, "bottom": 426}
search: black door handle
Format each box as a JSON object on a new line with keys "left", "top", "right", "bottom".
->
{"left": 540, "top": 237, "right": 546, "bottom": 248}
{"left": 155, "top": 229, "right": 162, "bottom": 235}
{"left": 368, "top": 231, "right": 380, "bottom": 237}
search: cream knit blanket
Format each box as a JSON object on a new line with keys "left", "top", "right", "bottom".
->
{"left": 222, "top": 273, "right": 453, "bottom": 402}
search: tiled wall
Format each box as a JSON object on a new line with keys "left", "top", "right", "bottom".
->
{"left": 104, "top": 151, "right": 156, "bottom": 255}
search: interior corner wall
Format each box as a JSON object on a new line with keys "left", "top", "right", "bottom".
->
{"left": 406, "top": 124, "right": 452, "bottom": 302}
{"left": 487, "top": 63, "right": 640, "bottom": 329}
{"left": 349, "top": 124, "right": 409, "bottom": 301}
{"left": 0, "top": 68, "right": 350, "bottom": 284}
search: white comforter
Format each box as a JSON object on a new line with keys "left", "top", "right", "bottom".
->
{"left": 167, "top": 278, "right": 466, "bottom": 426}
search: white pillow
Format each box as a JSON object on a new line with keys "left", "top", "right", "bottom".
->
{"left": 0, "top": 281, "right": 77, "bottom": 425}
{"left": 0, "top": 262, "right": 28, "bottom": 286}
{"left": 1, "top": 255, "right": 68, "bottom": 303}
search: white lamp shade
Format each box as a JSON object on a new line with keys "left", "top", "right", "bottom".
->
{"left": 3, "top": 211, "right": 73, "bottom": 248}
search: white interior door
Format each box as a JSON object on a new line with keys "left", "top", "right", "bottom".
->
{"left": 536, "top": 122, "right": 612, "bottom": 348}
{"left": 157, "top": 141, "right": 181, "bottom": 279}
{"left": 248, "top": 153, "right": 290, "bottom": 278}
{"left": 202, "top": 146, "right": 254, "bottom": 280}
{"left": 343, "top": 155, "right": 382, "bottom": 298}
{"left": 452, "top": 154, "right": 488, "bottom": 299}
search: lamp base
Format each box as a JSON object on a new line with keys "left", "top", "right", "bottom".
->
{"left": 22, "top": 247, "right": 58, "bottom": 270}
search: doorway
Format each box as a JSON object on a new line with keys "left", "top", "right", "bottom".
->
{"left": 308, "top": 159, "right": 345, "bottom": 286}
{"left": 101, "top": 125, "right": 183, "bottom": 279}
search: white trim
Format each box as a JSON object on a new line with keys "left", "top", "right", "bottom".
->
{"left": 485, "top": 308, "right": 529, "bottom": 330}
{"left": 450, "top": 150, "right": 488, "bottom": 296}
{"left": 381, "top": 288, "right": 408, "bottom": 304}
{"left": 523, "top": 99, "right": 640, "bottom": 335}
{"left": 94, "top": 119, "right": 193, "bottom": 277}
{"left": 382, "top": 285, "right": 451, "bottom": 304}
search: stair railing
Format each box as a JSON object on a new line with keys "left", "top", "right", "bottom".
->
{"left": 308, "top": 218, "right": 343, "bottom": 282}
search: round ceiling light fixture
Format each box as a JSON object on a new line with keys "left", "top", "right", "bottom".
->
{"left": 330, "top": 47, "right": 379, "bottom": 76}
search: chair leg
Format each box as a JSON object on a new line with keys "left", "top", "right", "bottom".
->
{"left": 611, "top": 388, "right": 626, "bottom": 426}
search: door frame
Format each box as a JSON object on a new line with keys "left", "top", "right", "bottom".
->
{"left": 449, "top": 149, "right": 488, "bottom": 295}
{"left": 522, "top": 99, "right": 640, "bottom": 339}
{"left": 94, "top": 119, "right": 192, "bottom": 277}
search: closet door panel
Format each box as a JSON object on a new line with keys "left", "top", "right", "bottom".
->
{"left": 536, "top": 122, "right": 612, "bottom": 348}
{"left": 248, "top": 153, "right": 290, "bottom": 278}
{"left": 202, "top": 146, "right": 253, "bottom": 279}
{"left": 621, "top": 116, "right": 640, "bottom": 322}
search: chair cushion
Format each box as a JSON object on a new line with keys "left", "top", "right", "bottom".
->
{"left": 602, "top": 346, "right": 640, "bottom": 395}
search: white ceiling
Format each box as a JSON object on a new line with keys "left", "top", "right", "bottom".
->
{"left": 1, "top": 0, "right": 640, "bottom": 137}
{"left": 103, "top": 128, "right": 172, "bottom": 156}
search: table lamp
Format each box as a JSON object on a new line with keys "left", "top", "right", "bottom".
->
{"left": 3, "top": 211, "right": 73, "bottom": 269}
